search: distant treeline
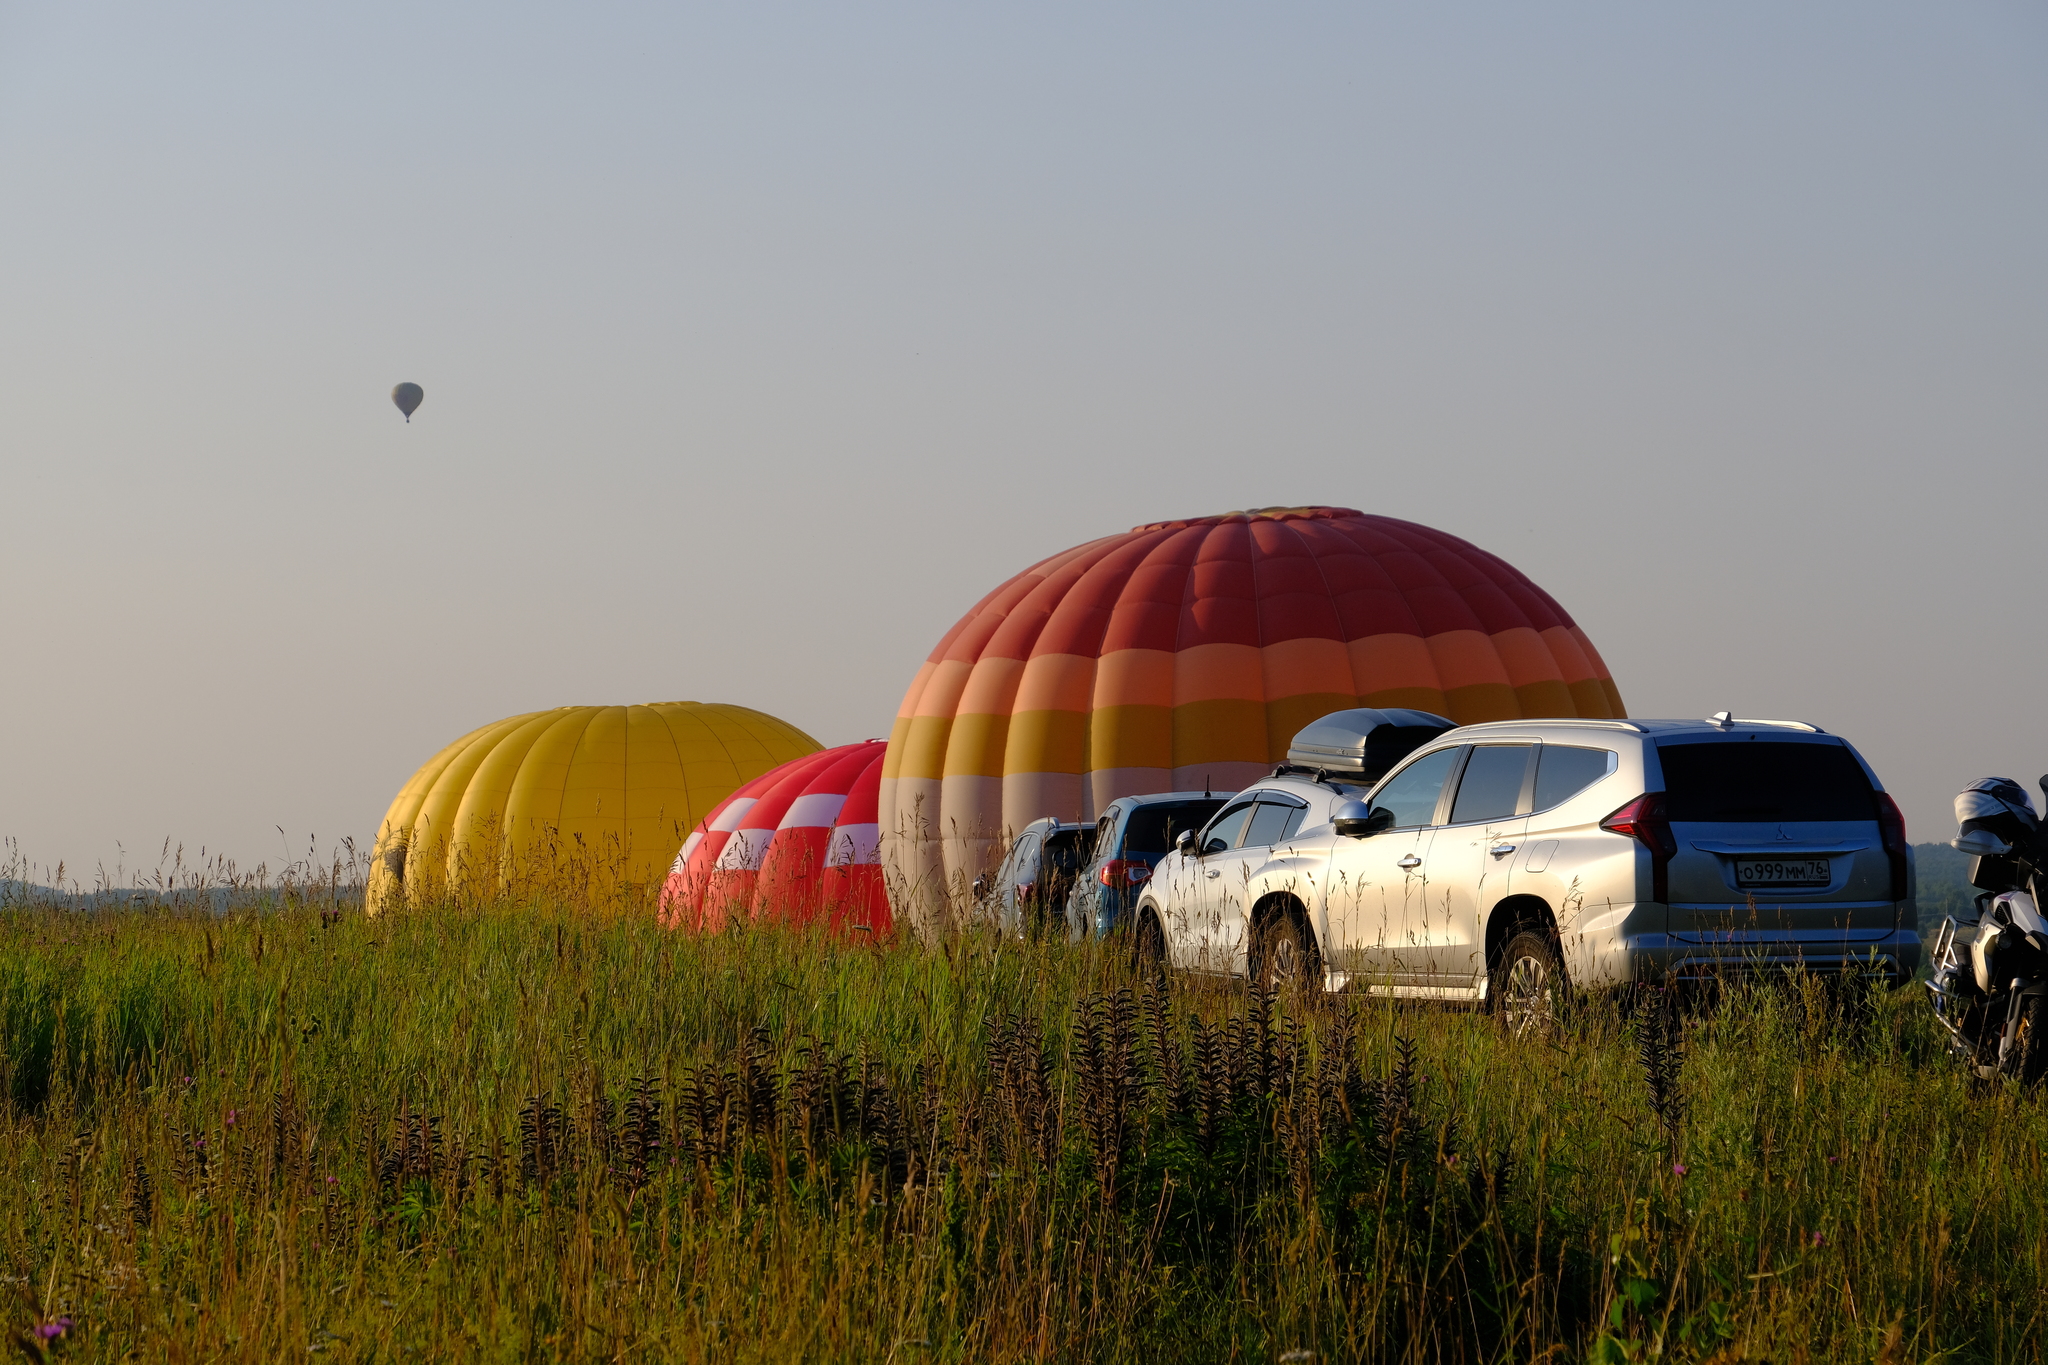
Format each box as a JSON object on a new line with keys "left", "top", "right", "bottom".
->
{"left": 1914, "top": 841, "right": 1981, "bottom": 925}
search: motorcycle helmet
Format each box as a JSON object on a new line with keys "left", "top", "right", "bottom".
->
{"left": 1957, "top": 777, "right": 2040, "bottom": 844}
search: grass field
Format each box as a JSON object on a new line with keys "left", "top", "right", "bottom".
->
{"left": 0, "top": 891, "right": 2040, "bottom": 1363}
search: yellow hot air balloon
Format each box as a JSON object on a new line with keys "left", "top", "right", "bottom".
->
{"left": 366, "top": 702, "right": 820, "bottom": 913}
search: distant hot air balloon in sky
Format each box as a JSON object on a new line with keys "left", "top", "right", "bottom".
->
{"left": 659, "top": 740, "right": 891, "bottom": 936}
{"left": 879, "top": 506, "right": 1625, "bottom": 933}
{"left": 366, "top": 701, "right": 820, "bottom": 913}
{"left": 392, "top": 382, "right": 424, "bottom": 422}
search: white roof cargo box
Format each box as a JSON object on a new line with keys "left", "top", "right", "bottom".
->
{"left": 1286, "top": 708, "right": 1456, "bottom": 785}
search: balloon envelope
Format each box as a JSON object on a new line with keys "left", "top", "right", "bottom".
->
{"left": 367, "top": 701, "right": 821, "bottom": 912}
{"left": 879, "top": 506, "right": 1626, "bottom": 932}
{"left": 659, "top": 740, "right": 891, "bottom": 936}
{"left": 392, "top": 382, "right": 424, "bottom": 420}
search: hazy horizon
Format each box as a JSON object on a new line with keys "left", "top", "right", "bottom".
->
{"left": 3, "top": 2, "right": 2044, "bottom": 885}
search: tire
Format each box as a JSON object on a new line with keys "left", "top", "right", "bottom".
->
{"left": 1492, "top": 928, "right": 1568, "bottom": 1038}
{"left": 1253, "top": 909, "right": 1322, "bottom": 996}
{"left": 2016, "top": 993, "right": 2048, "bottom": 1086}
{"left": 1132, "top": 909, "right": 1168, "bottom": 976}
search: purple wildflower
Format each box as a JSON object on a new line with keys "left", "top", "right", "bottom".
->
{"left": 1812, "top": 1231, "right": 1826, "bottom": 1247}
{"left": 35, "top": 1317, "right": 73, "bottom": 1340}
{"left": 1672, "top": 1163, "right": 1687, "bottom": 1176}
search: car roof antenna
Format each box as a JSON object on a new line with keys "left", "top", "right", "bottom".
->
{"left": 1204, "top": 774, "right": 1211, "bottom": 799}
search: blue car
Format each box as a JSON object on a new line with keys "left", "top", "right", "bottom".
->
{"left": 1068, "top": 792, "right": 1232, "bottom": 938}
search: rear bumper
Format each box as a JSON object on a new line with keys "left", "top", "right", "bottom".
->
{"left": 1605, "top": 928, "right": 1921, "bottom": 987}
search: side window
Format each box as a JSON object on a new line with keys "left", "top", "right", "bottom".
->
{"left": 1370, "top": 748, "right": 1463, "bottom": 829}
{"left": 1449, "top": 745, "right": 1533, "bottom": 824}
{"left": 1199, "top": 801, "right": 1258, "bottom": 854}
{"left": 1532, "top": 745, "right": 1617, "bottom": 811}
{"left": 1243, "top": 797, "right": 1301, "bottom": 848}
{"left": 1095, "top": 813, "right": 1117, "bottom": 862}
{"left": 1279, "top": 804, "right": 1308, "bottom": 842}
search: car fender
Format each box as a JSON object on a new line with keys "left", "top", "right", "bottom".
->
{"left": 1242, "top": 837, "right": 1338, "bottom": 962}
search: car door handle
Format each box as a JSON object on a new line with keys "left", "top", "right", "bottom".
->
{"left": 1205, "top": 868, "right": 1220, "bottom": 879}
{"left": 1398, "top": 855, "right": 1422, "bottom": 869}
{"left": 1490, "top": 843, "right": 1517, "bottom": 858}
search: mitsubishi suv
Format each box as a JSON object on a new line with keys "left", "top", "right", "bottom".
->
{"left": 1131, "top": 715, "right": 1918, "bottom": 1027}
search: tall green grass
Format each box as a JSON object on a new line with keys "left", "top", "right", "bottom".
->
{"left": 0, "top": 897, "right": 2038, "bottom": 1362}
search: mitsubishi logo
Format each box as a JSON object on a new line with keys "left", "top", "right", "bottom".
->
{"left": 1775, "top": 825, "right": 1792, "bottom": 841}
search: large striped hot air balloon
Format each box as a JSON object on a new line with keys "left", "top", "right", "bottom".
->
{"left": 659, "top": 740, "right": 891, "bottom": 934}
{"left": 879, "top": 506, "right": 1625, "bottom": 932}
{"left": 367, "top": 702, "right": 821, "bottom": 913}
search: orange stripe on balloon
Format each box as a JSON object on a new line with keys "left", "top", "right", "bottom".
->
{"left": 1092, "top": 649, "right": 1174, "bottom": 709}
{"left": 1568, "top": 626, "right": 1617, "bottom": 684}
{"left": 1172, "top": 642, "right": 1264, "bottom": 704}
{"left": 1346, "top": 633, "right": 1444, "bottom": 696}
{"left": 1014, "top": 653, "right": 1096, "bottom": 714}
{"left": 1490, "top": 627, "right": 1566, "bottom": 688}
{"left": 911, "top": 658, "right": 975, "bottom": 719}
{"left": 955, "top": 655, "right": 1026, "bottom": 719}
{"left": 1260, "top": 636, "right": 1353, "bottom": 701}
{"left": 1536, "top": 626, "right": 1594, "bottom": 686}
{"left": 1425, "top": 630, "right": 1514, "bottom": 692}
{"left": 891, "top": 661, "right": 937, "bottom": 723}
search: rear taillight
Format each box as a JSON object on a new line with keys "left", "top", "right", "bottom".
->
{"left": 1602, "top": 792, "right": 1676, "bottom": 904}
{"left": 1876, "top": 792, "right": 1910, "bottom": 902}
{"left": 1096, "top": 859, "right": 1153, "bottom": 888}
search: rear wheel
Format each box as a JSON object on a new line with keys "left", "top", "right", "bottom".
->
{"left": 1492, "top": 929, "right": 1568, "bottom": 1038}
{"left": 1253, "top": 910, "right": 1322, "bottom": 996}
{"left": 1132, "top": 909, "right": 1168, "bottom": 976}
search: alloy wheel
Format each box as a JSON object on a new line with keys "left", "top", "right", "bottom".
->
{"left": 1501, "top": 952, "right": 1555, "bottom": 1037}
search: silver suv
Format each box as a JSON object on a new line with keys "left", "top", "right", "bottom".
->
{"left": 1132, "top": 716, "right": 1919, "bottom": 1023}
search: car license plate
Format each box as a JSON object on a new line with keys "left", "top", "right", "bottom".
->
{"left": 1735, "top": 857, "right": 1830, "bottom": 888}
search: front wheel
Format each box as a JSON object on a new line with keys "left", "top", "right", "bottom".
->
{"left": 1492, "top": 928, "right": 1568, "bottom": 1038}
{"left": 1253, "top": 911, "right": 1322, "bottom": 997}
{"left": 2015, "top": 993, "right": 2048, "bottom": 1085}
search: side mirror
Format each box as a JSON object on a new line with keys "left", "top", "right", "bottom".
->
{"left": 1955, "top": 829, "right": 2013, "bottom": 858}
{"left": 1175, "top": 829, "right": 1196, "bottom": 855}
{"left": 1333, "top": 800, "right": 1395, "bottom": 838}
{"left": 972, "top": 874, "right": 989, "bottom": 899}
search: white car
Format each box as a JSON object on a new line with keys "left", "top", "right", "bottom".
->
{"left": 1133, "top": 715, "right": 1919, "bottom": 1029}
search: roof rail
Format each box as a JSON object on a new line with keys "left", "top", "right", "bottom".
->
{"left": 1452, "top": 718, "right": 1646, "bottom": 734}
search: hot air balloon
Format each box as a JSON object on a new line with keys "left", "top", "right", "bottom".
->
{"left": 392, "top": 382, "right": 424, "bottom": 422}
{"left": 367, "top": 702, "right": 820, "bottom": 913}
{"left": 879, "top": 506, "right": 1625, "bottom": 933}
{"left": 659, "top": 740, "right": 891, "bottom": 935}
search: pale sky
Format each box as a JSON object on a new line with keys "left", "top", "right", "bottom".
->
{"left": 2, "top": 2, "right": 2043, "bottom": 885}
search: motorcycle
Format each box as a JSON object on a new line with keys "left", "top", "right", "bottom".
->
{"left": 1928, "top": 776, "right": 2048, "bottom": 1082}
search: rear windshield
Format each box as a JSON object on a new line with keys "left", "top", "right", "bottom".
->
{"left": 1123, "top": 800, "right": 1227, "bottom": 854}
{"left": 1657, "top": 741, "right": 1876, "bottom": 823}
{"left": 1041, "top": 829, "right": 1095, "bottom": 871}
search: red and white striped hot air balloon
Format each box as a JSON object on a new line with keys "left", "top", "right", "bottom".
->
{"left": 658, "top": 741, "right": 891, "bottom": 934}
